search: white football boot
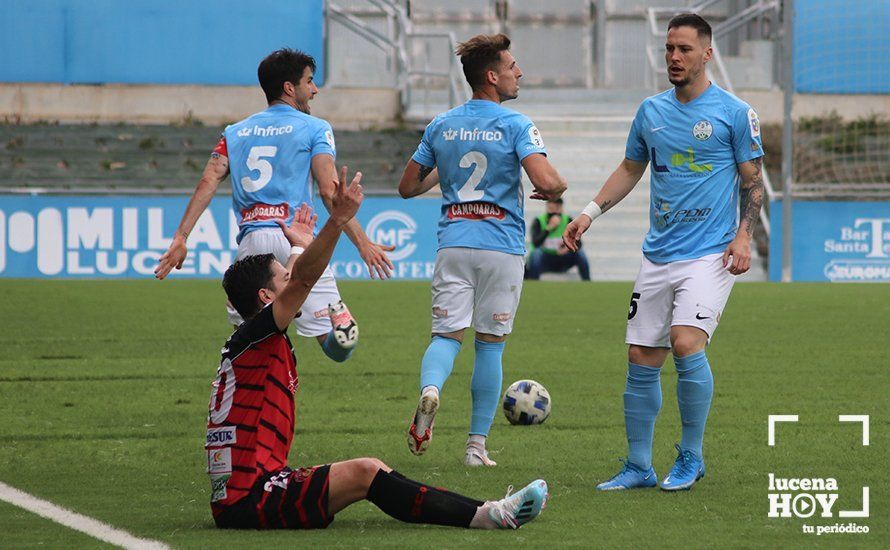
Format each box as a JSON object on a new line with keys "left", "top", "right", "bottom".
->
{"left": 483, "top": 480, "right": 549, "bottom": 529}
{"left": 407, "top": 387, "right": 439, "bottom": 455}
{"left": 464, "top": 446, "right": 497, "bottom": 467}
{"left": 328, "top": 301, "right": 358, "bottom": 349}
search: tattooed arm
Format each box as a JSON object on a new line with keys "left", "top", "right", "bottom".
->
{"left": 722, "top": 156, "right": 765, "bottom": 275}
{"left": 398, "top": 160, "right": 440, "bottom": 198}
{"left": 737, "top": 157, "right": 765, "bottom": 238}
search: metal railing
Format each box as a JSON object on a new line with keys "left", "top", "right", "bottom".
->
{"left": 645, "top": 0, "right": 779, "bottom": 236}
{"left": 326, "top": 0, "right": 468, "bottom": 117}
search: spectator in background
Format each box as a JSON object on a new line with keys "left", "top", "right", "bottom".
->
{"left": 526, "top": 198, "right": 590, "bottom": 281}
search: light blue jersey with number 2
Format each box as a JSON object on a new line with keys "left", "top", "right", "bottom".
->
{"left": 412, "top": 99, "right": 547, "bottom": 255}
{"left": 224, "top": 104, "right": 335, "bottom": 243}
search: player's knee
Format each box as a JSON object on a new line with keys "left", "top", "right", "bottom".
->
{"left": 628, "top": 345, "right": 665, "bottom": 367}
{"left": 476, "top": 332, "right": 506, "bottom": 344}
{"left": 671, "top": 336, "right": 706, "bottom": 357}
{"left": 356, "top": 457, "right": 387, "bottom": 484}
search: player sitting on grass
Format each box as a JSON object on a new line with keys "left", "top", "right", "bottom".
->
{"left": 207, "top": 167, "right": 549, "bottom": 530}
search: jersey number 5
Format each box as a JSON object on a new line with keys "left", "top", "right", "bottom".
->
{"left": 457, "top": 150, "right": 488, "bottom": 202}
{"left": 241, "top": 146, "right": 278, "bottom": 192}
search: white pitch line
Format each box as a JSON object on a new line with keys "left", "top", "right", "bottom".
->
{"left": 0, "top": 481, "right": 170, "bottom": 549}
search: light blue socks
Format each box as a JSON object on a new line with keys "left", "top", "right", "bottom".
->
{"left": 469, "top": 339, "right": 504, "bottom": 436}
{"left": 674, "top": 351, "right": 713, "bottom": 460}
{"left": 321, "top": 330, "right": 354, "bottom": 363}
{"left": 624, "top": 362, "right": 663, "bottom": 470}
{"left": 417, "top": 337, "right": 505, "bottom": 437}
{"left": 419, "top": 336, "right": 461, "bottom": 391}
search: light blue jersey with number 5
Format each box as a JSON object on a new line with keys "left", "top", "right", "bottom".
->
{"left": 224, "top": 104, "right": 335, "bottom": 243}
{"left": 412, "top": 99, "right": 547, "bottom": 255}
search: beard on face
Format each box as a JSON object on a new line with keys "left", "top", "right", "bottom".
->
{"left": 669, "top": 74, "right": 690, "bottom": 86}
{"left": 296, "top": 100, "right": 311, "bottom": 115}
{"left": 498, "top": 84, "right": 519, "bottom": 102}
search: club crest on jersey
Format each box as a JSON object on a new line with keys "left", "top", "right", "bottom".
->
{"left": 693, "top": 120, "right": 713, "bottom": 141}
{"left": 448, "top": 201, "right": 505, "bottom": 221}
{"left": 241, "top": 203, "right": 288, "bottom": 223}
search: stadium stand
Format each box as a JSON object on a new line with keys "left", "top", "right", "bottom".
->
{"left": 0, "top": 123, "right": 421, "bottom": 195}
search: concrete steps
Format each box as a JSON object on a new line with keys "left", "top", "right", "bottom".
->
{"left": 722, "top": 40, "right": 776, "bottom": 91}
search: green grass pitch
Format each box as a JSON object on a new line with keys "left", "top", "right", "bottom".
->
{"left": 0, "top": 280, "right": 887, "bottom": 548}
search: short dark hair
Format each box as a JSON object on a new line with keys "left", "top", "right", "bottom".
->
{"left": 667, "top": 13, "right": 712, "bottom": 43}
{"left": 222, "top": 254, "right": 276, "bottom": 321}
{"left": 455, "top": 33, "right": 512, "bottom": 90}
{"left": 257, "top": 48, "right": 316, "bottom": 104}
{"left": 547, "top": 197, "right": 564, "bottom": 205}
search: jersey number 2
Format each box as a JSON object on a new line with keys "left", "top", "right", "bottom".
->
{"left": 241, "top": 146, "right": 278, "bottom": 192}
{"left": 457, "top": 151, "right": 488, "bottom": 202}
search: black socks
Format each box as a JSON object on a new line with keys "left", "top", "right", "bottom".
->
{"left": 366, "top": 469, "right": 483, "bottom": 528}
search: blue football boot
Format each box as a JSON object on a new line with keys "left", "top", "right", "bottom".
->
{"left": 661, "top": 444, "right": 706, "bottom": 491}
{"left": 487, "top": 479, "right": 549, "bottom": 529}
{"left": 596, "top": 459, "right": 658, "bottom": 491}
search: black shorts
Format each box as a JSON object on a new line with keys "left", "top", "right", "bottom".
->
{"left": 213, "top": 465, "right": 333, "bottom": 529}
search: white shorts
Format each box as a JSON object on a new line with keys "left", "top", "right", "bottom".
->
{"left": 625, "top": 252, "right": 735, "bottom": 348}
{"left": 226, "top": 228, "right": 343, "bottom": 337}
{"left": 430, "top": 247, "right": 524, "bottom": 336}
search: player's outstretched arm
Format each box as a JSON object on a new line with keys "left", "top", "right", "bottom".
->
{"left": 155, "top": 153, "right": 230, "bottom": 279}
{"left": 562, "top": 157, "right": 647, "bottom": 252}
{"left": 722, "top": 157, "right": 765, "bottom": 275}
{"left": 313, "top": 154, "right": 395, "bottom": 279}
{"left": 273, "top": 167, "right": 364, "bottom": 330}
{"left": 398, "top": 160, "right": 440, "bottom": 199}
{"left": 276, "top": 202, "right": 318, "bottom": 274}
{"left": 521, "top": 153, "right": 567, "bottom": 200}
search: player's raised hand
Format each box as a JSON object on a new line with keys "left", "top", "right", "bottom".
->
{"left": 154, "top": 236, "right": 188, "bottom": 280}
{"left": 562, "top": 216, "right": 591, "bottom": 252}
{"left": 359, "top": 240, "right": 396, "bottom": 280}
{"left": 722, "top": 235, "right": 751, "bottom": 275}
{"left": 331, "top": 165, "right": 364, "bottom": 226}
{"left": 276, "top": 203, "right": 317, "bottom": 248}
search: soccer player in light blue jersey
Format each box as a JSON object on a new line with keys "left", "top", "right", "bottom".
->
{"left": 156, "top": 49, "right": 394, "bottom": 363}
{"left": 398, "top": 34, "right": 567, "bottom": 466}
{"left": 563, "top": 14, "right": 765, "bottom": 490}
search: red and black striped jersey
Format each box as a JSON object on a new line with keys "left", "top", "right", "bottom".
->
{"left": 205, "top": 304, "right": 298, "bottom": 507}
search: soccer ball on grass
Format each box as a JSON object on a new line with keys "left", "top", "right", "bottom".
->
{"left": 502, "top": 379, "right": 551, "bottom": 425}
